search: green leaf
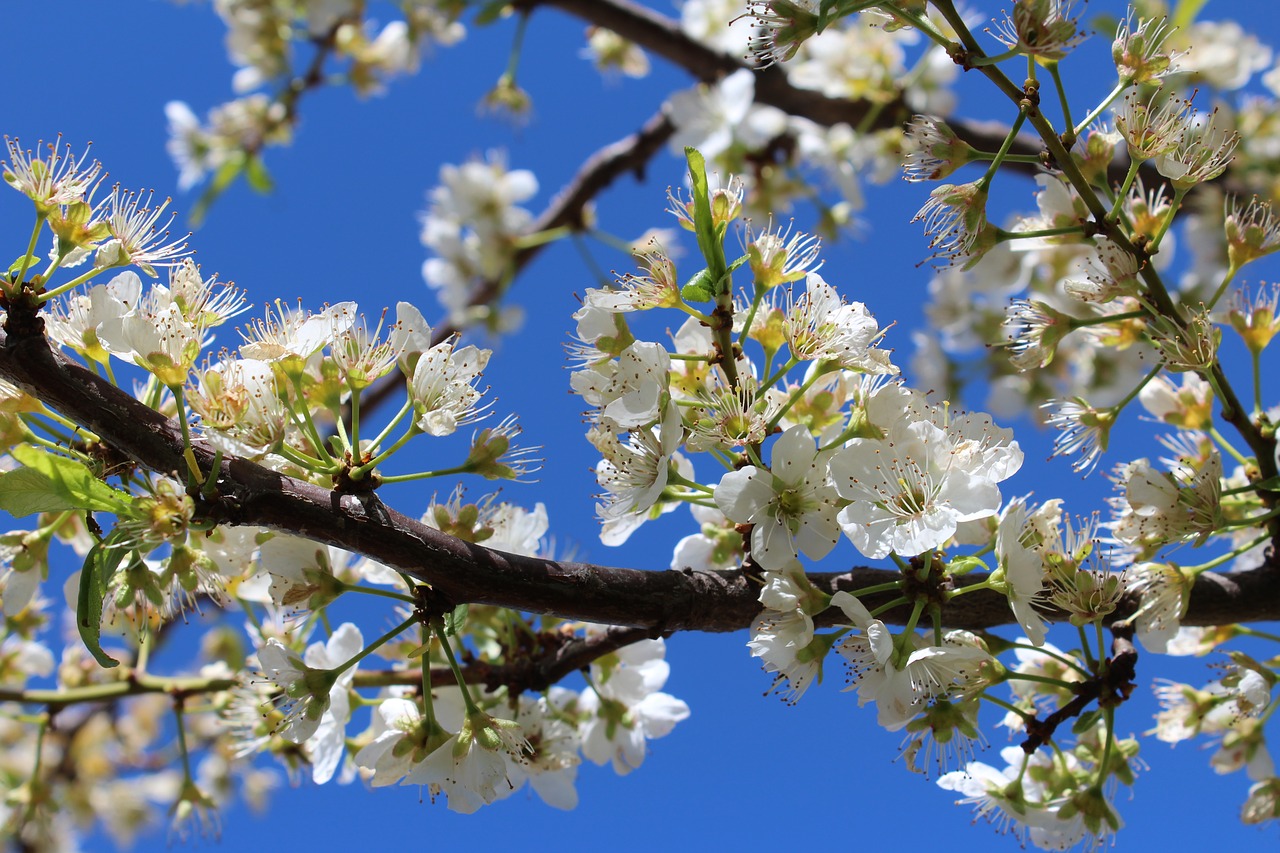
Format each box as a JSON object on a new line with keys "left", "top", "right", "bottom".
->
{"left": 188, "top": 156, "right": 245, "bottom": 228}
{"left": 76, "top": 541, "right": 126, "bottom": 668}
{"left": 443, "top": 603, "right": 470, "bottom": 636}
{"left": 680, "top": 268, "right": 715, "bottom": 303}
{"left": 7, "top": 253, "right": 37, "bottom": 279}
{"left": 7, "top": 446, "right": 131, "bottom": 515}
{"left": 474, "top": 0, "right": 508, "bottom": 26}
{"left": 0, "top": 468, "right": 84, "bottom": 516}
{"left": 244, "top": 155, "right": 274, "bottom": 194}
{"left": 1071, "top": 708, "right": 1101, "bottom": 735}
{"left": 1171, "top": 0, "right": 1210, "bottom": 29}
{"left": 684, "top": 148, "right": 717, "bottom": 265}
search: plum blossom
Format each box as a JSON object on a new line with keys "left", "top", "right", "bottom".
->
{"left": 833, "top": 592, "right": 991, "bottom": 731}
{"left": 578, "top": 638, "right": 689, "bottom": 775}
{"left": 830, "top": 408, "right": 1022, "bottom": 559}
{"left": 714, "top": 424, "right": 841, "bottom": 570}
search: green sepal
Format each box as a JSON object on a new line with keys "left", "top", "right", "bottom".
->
{"left": 680, "top": 268, "right": 715, "bottom": 303}
{"left": 0, "top": 446, "right": 132, "bottom": 517}
{"left": 442, "top": 602, "right": 470, "bottom": 636}
{"left": 76, "top": 540, "right": 128, "bottom": 668}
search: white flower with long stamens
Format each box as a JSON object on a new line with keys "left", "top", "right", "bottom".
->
{"left": 508, "top": 689, "right": 581, "bottom": 810}
{"left": 44, "top": 270, "right": 143, "bottom": 364}
{"left": 902, "top": 115, "right": 973, "bottom": 182}
{"left": 92, "top": 186, "right": 192, "bottom": 277}
{"left": 331, "top": 310, "right": 401, "bottom": 391}
{"left": 586, "top": 251, "right": 681, "bottom": 312}
{"left": 1109, "top": 437, "right": 1223, "bottom": 553}
{"left": 830, "top": 407, "right": 1022, "bottom": 559}
{"left": 714, "top": 424, "right": 841, "bottom": 570}
{"left": 255, "top": 639, "right": 338, "bottom": 744}
{"left": 593, "top": 404, "right": 684, "bottom": 545}
{"left": 833, "top": 592, "right": 992, "bottom": 731}
{"left": 686, "top": 371, "right": 776, "bottom": 452}
{"left": 1155, "top": 107, "right": 1240, "bottom": 189}
{"left": 401, "top": 708, "right": 529, "bottom": 814}
{"left": 1042, "top": 397, "right": 1114, "bottom": 475}
{"left": 783, "top": 273, "right": 896, "bottom": 373}
{"left": 3, "top": 135, "right": 101, "bottom": 212}
{"left": 571, "top": 340, "right": 670, "bottom": 429}
{"left": 166, "top": 259, "right": 247, "bottom": 329}
{"left": 239, "top": 300, "right": 357, "bottom": 371}
{"left": 1063, "top": 237, "right": 1142, "bottom": 304}
{"left": 1225, "top": 197, "right": 1280, "bottom": 269}
{"left": 938, "top": 747, "right": 1084, "bottom": 850}
{"left": 1125, "top": 562, "right": 1192, "bottom": 652}
{"left": 1113, "top": 13, "right": 1183, "bottom": 85}
{"left": 408, "top": 338, "right": 493, "bottom": 436}
{"left": 991, "top": 0, "right": 1086, "bottom": 61}
{"left": 1002, "top": 299, "right": 1073, "bottom": 370}
{"left": 742, "top": 217, "right": 822, "bottom": 290}
{"left": 578, "top": 638, "right": 689, "bottom": 775}
{"left": 913, "top": 180, "right": 994, "bottom": 264}
{"left": 743, "top": 1, "right": 823, "bottom": 67}
{"left": 97, "top": 287, "right": 204, "bottom": 386}
{"left": 1113, "top": 92, "right": 1192, "bottom": 161}
{"left": 995, "top": 497, "right": 1060, "bottom": 646}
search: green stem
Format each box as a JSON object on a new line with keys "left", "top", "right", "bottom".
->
{"left": 1106, "top": 161, "right": 1143, "bottom": 222}
{"left": 332, "top": 615, "right": 418, "bottom": 679}
{"left": 1074, "top": 80, "right": 1130, "bottom": 139}
{"left": 765, "top": 362, "right": 825, "bottom": 432}
{"left": 1210, "top": 427, "right": 1249, "bottom": 467}
{"left": 13, "top": 212, "right": 46, "bottom": 293}
{"left": 981, "top": 692, "right": 1032, "bottom": 720}
{"left": 1046, "top": 62, "right": 1074, "bottom": 140}
{"left": 1149, "top": 186, "right": 1189, "bottom": 252}
{"left": 1182, "top": 531, "right": 1271, "bottom": 574}
{"left": 435, "top": 619, "right": 480, "bottom": 714}
{"left": 1007, "top": 642, "right": 1090, "bottom": 678}
{"left": 38, "top": 265, "right": 104, "bottom": 303}
{"left": 338, "top": 581, "right": 416, "bottom": 605}
{"left": 351, "top": 417, "right": 420, "bottom": 478}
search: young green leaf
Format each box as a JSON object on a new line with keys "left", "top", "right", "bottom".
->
{"left": 8, "top": 445, "right": 132, "bottom": 515}
{"left": 76, "top": 541, "right": 127, "bottom": 668}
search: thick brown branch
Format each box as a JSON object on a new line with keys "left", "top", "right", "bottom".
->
{"left": 0, "top": 328, "right": 1277, "bottom": 633}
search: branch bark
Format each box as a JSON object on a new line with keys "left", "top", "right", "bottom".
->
{"left": 1, "top": 326, "right": 1276, "bottom": 633}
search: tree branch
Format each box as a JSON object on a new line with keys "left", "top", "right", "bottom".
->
{"left": 0, "top": 327, "right": 1276, "bottom": 634}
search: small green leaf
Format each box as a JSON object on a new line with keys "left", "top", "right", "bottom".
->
{"left": 188, "top": 156, "right": 246, "bottom": 227}
{"left": 7, "top": 254, "right": 37, "bottom": 279}
{"left": 1072, "top": 708, "right": 1101, "bottom": 735}
{"left": 76, "top": 541, "right": 127, "bottom": 668}
{"left": 8, "top": 446, "right": 131, "bottom": 514}
{"left": 244, "top": 155, "right": 274, "bottom": 194}
{"left": 443, "top": 603, "right": 470, "bottom": 636}
{"left": 475, "top": 0, "right": 508, "bottom": 25}
{"left": 680, "top": 268, "right": 715, "bottom": 303}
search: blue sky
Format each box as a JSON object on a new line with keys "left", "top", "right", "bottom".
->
{"left": 3, "top": 0, "right": 1280, "bottom": 850}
